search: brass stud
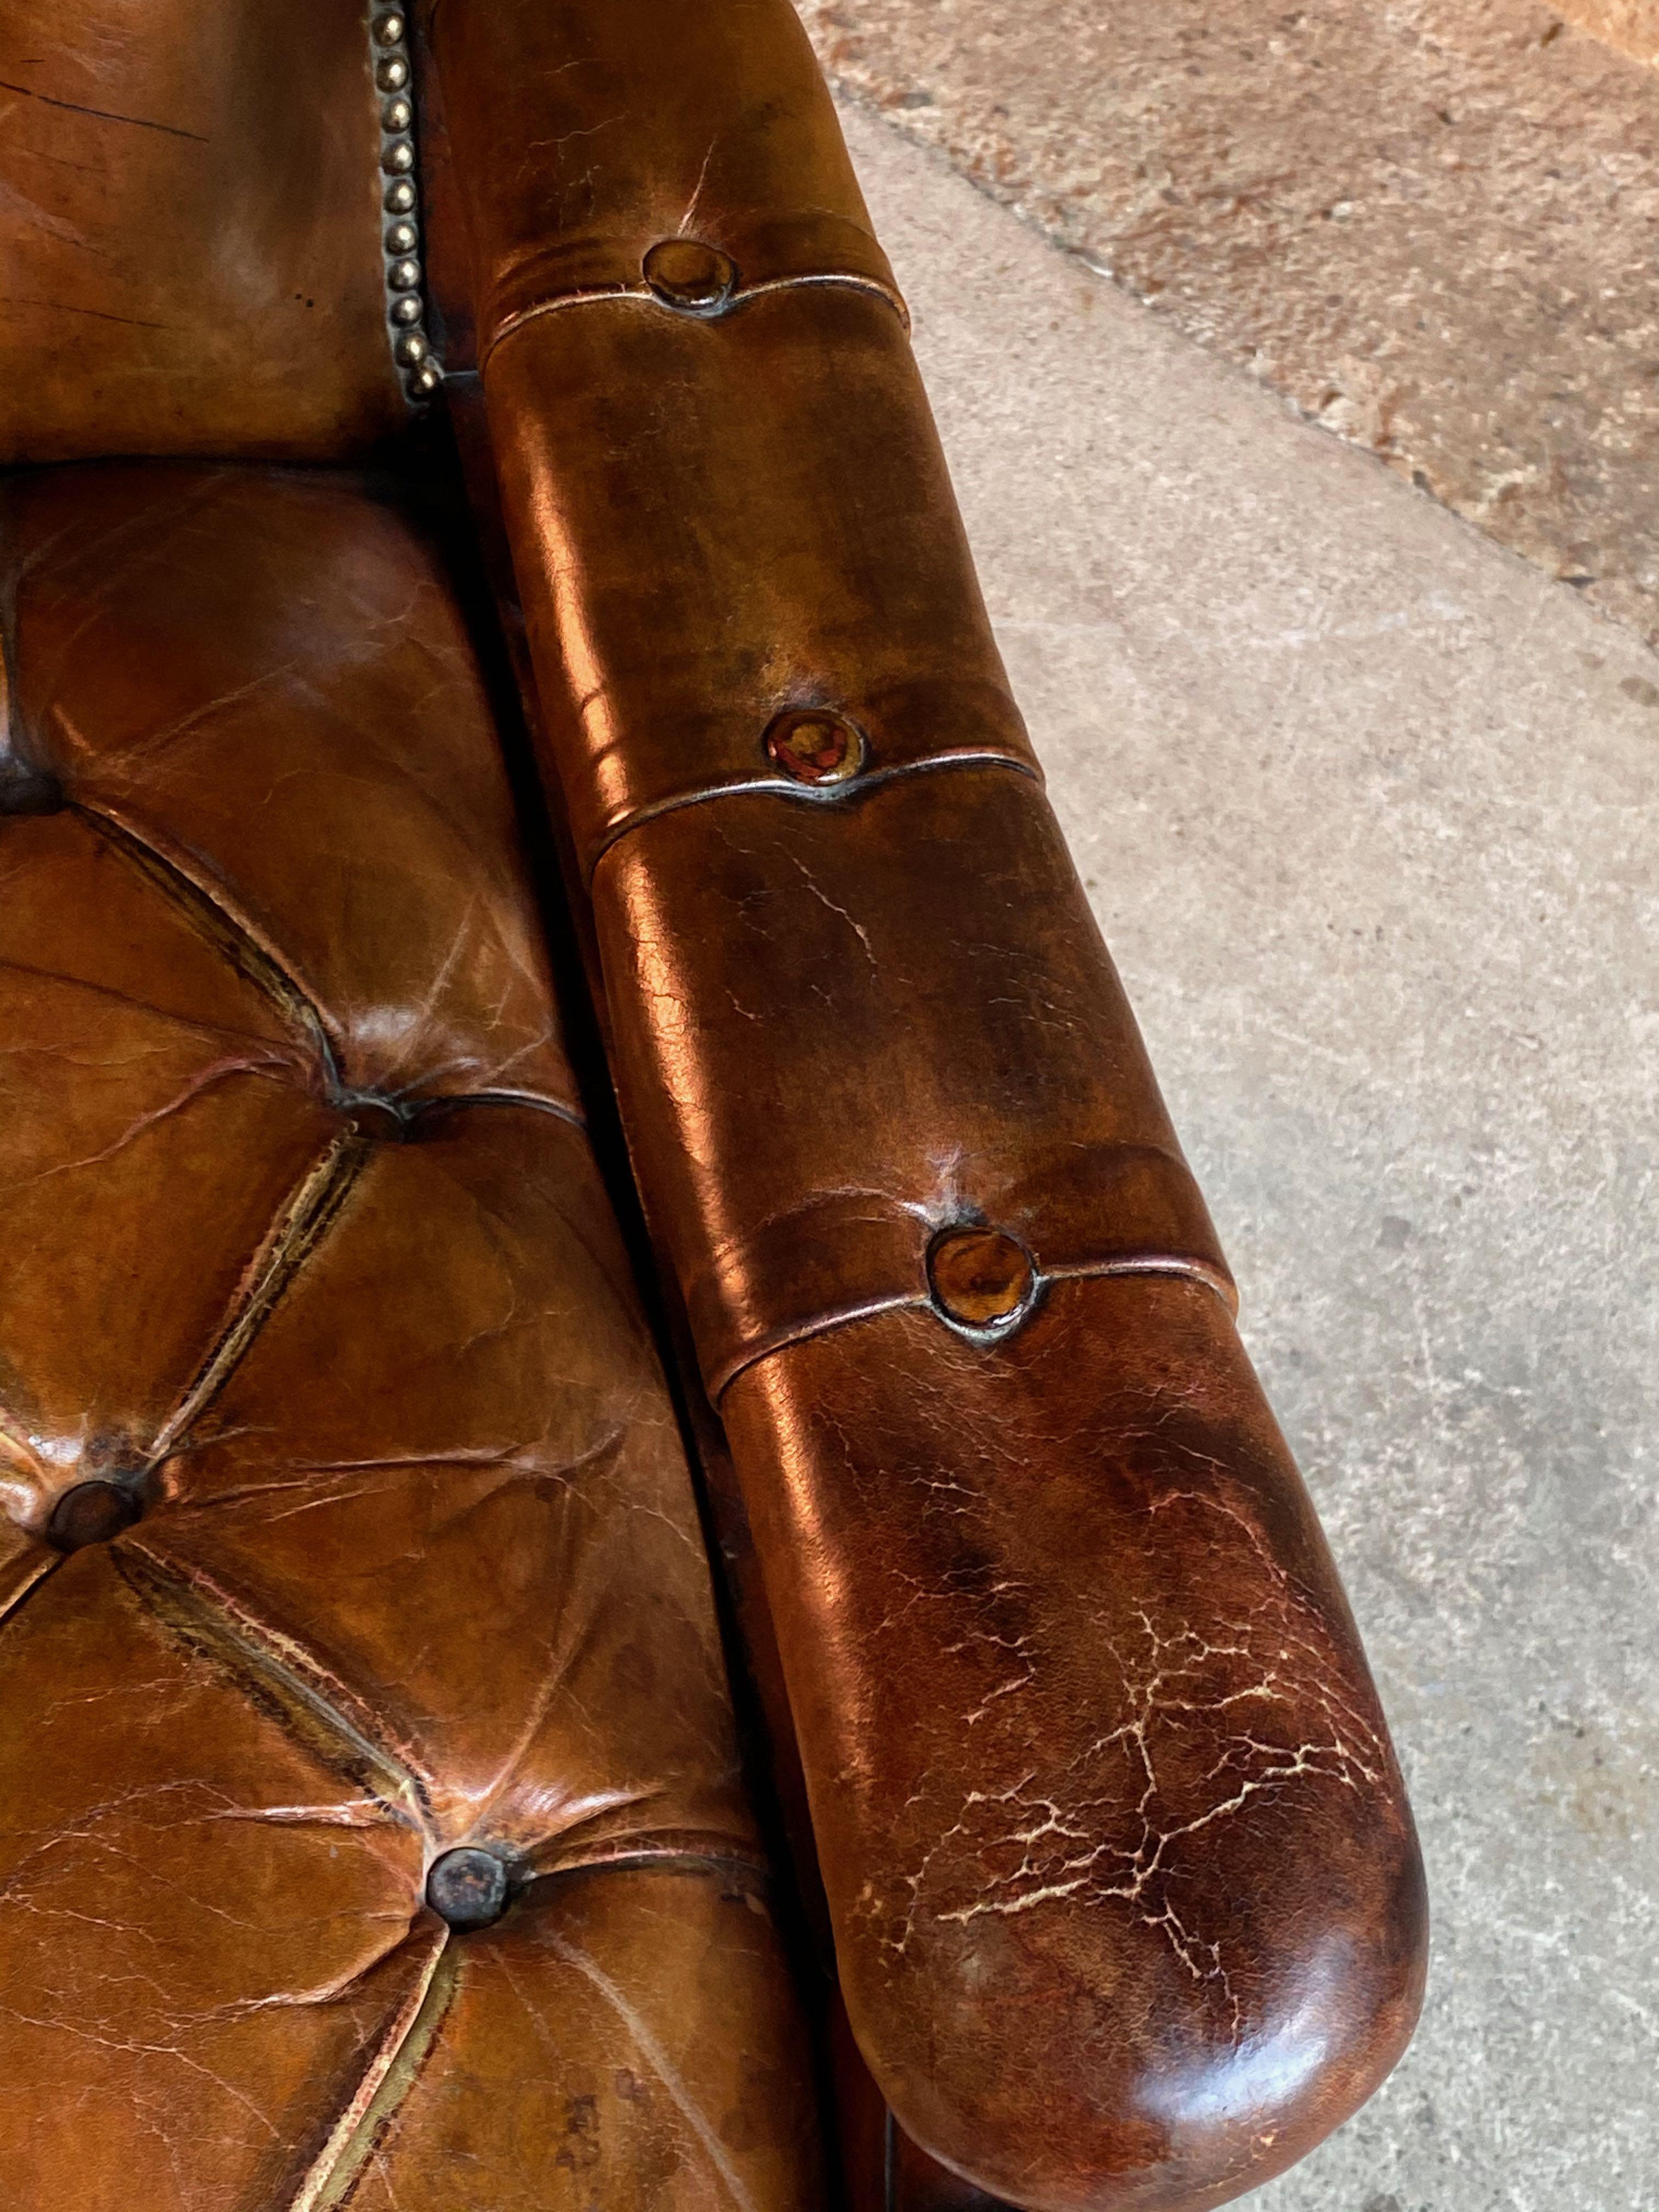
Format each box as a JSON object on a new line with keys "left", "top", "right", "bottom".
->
{"left": 408, "top": 362, "right": 442, "bottom": 397}
{"left": 390, "top": 294, "right": 422, "bottom": 326}
{"left": 426, "top": 1847, "right": 509, "bottom": 1931}
{"left": 928, "top": 1227, "right": 1036, "bottom": 1333}
{"left": 642, "top": 237, "right": 737, "bottom": 315}
{"left": 764, "top": 708, "right": 865, "bottom": 787}
{"left": 48, "top": 1479, "right": 142, "bottom": 1553}
{"left": 385, "top": 178, "right": 417, "bottom": 214}
{"left": 382, "top": 95, "right": 413, "bottom": 133}
{"left": 373, "top": 12, "right": 407, "bottom": 46}
{"left": 381, "top": 139, "right": 415, "bottom": 176}
{"left": 375, "top": 54, "right": 409, "bottom": 91}
{"left": 394, "top": 329, "right": 428, "bottom": 365}
{"left": 386, "top": 220, "right": 418, "bottom": 256}
{"left": 388, "top": 256, "right": 420, "bottom": 290}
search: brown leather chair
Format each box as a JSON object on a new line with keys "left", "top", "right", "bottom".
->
{"left": 0, "top": 3, "right": 1426, "bottom": 2208}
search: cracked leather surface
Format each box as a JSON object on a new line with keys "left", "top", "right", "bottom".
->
{"left": 426, "top": 1, "right": 1431, "bottom": 2205}
{"left": 0, "top": 464, "right": 825, "bottom": 2210}
{"left": 0, "top": 0, "right": 406, "bottom": 464}
{"left": 726, "top": 1283, "right": 1425, "bottom": 2210}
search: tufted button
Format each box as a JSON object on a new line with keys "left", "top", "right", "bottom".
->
{"left": 642, "top": 238, "right": 737, "bottom": 316}
{"left": 928, "top": 1227, "right": 1036, "bottom": 1332}
{"left": 47, "top": 1479, "right": 142, "bottom": 1553}
{"left": 0, "top": 758, "right": 65, "bottom": 816}
{"left": 764, "top": 708, "right": 865, "bottom": 787}
{"left": 342, "top": 1094, "right": 409, "bottom": 1143}
{"left": 426, "top": 1847, "right": 510, "bottom": 1931}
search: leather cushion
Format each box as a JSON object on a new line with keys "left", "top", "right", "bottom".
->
{"left": 0, "top": 462, "right": 823, "bottom": 2211}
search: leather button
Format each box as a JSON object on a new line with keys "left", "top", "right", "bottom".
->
{"left": 342, "top": 1094, "right": 408, "bottom": 1143}
{"left": 642, "top": 239, "right": 737, "bottom": 315}
{"left": 0, "top": 759, "right": 64, "bottom": 815}
{"left": 426, "top": 1847, "right": 509, "bottom": 1931}
{"left": 764, "top": 709, "right": 865, "bottom": 787}
{"left": 928, "top": 1227, "right": 1036, "bottom": 1331}
{"left": 48, "top": 1480, "right": 142, "bottom": 1552}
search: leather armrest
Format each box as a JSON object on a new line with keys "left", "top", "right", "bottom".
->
{"left": 423, "top": 4, "right": 1429, "bottom": 2204}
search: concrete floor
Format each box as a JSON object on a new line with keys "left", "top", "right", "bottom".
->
{"left": 808, "top": 0, "right": 1659, "bottom": 646}
{"left": 843, "top": 101, "right": 1659, "bottom": 2212}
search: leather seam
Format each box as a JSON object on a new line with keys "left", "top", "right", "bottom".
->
{"left": 120, "top": 1539, "right": 436, "bottom": 1831}
{"left": 480, "top": 267, "right": 910, "bottom": 371}
{"left": 74, "top": 801, "right": 343, "bottom": 1084}
{"left": 0, "top": 1545, "right": 59, "bottom": 1632}
{"left": 147, "top": 1132, "right": 371, "bottom": 1468}
{"left": 281, "top": 1921, "right": 457, "bottom": 2212}
{"left": 523, "top": 1844, "right": 775, "bottom": 1892}
{"left": 585, "top": 751, "right": 1042, "bottom": 886}
{"left": 409, "top": 1087, "right": 588, "bottom": 1134}
{"left": 710, "top": 1255, "right": 1239, "bottom": 1402}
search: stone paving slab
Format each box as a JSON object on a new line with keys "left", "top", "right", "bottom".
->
{"left": 805, "top": 0, "right": 1659, "bottom": 646}
{"left": 844, "top": 99, "right": 1659, "bottom": 2212}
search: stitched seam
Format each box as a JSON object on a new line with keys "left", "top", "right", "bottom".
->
{"left": 0, "top": 1544, "right": 58, "bottom": 1628}
{"left": 73, "top": 801, "right": 342, "bottom": 1084}
{"left": 410, "top": 1086, "right": 587, "bottom": 1134}
{"left": 524, "top": 1844, "right": 775, "bottom": 1892}
{"left": 281, "top": 1923, "right": 459, "bottom": 2212}
{"left": 117, "top": 1542, "right": 435, "bottom": 1831}
{"left": 148, "top": 1131, "right": 371, "bottom": 1465}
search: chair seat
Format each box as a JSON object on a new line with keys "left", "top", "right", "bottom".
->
{"left": 0, "top": 463, "right": 824, "bottom": 2210}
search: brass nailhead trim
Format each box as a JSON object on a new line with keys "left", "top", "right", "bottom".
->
{"left": 370, "top": 9, "right": 441, "bottom": 404}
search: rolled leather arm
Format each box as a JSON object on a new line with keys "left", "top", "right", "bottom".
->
{"left": 424, "top": 4, "right": 1428, "bottom": 2205}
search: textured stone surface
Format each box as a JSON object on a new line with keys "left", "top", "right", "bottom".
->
{"left": 1559, "top": 0, "right": 1659, "bottom": 63}
{"left": 804, "top": 0, "right": 1659, "bottom": 646}
{"left": 844, "top": 101, "right": 1659, "bottom": 2212}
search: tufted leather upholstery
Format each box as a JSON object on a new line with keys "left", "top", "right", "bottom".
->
{"left": 0, "top": 465, "right": 824, "bottom": 2209}
{"left": 0, "top": 1, "right": 1427, "bottom": 2205}
{"left": 0, "top": 0, "right": 407, "bottom": 462}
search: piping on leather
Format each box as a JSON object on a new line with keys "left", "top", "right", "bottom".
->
{"left": 709, "top": 1254, "right": 1240, "bottom": 1404}
{"left": 584, "top": 751, "right": 1042, "bottom": 888}
{"left": 479, "top": 267, "right": 910, "bottom": 374}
